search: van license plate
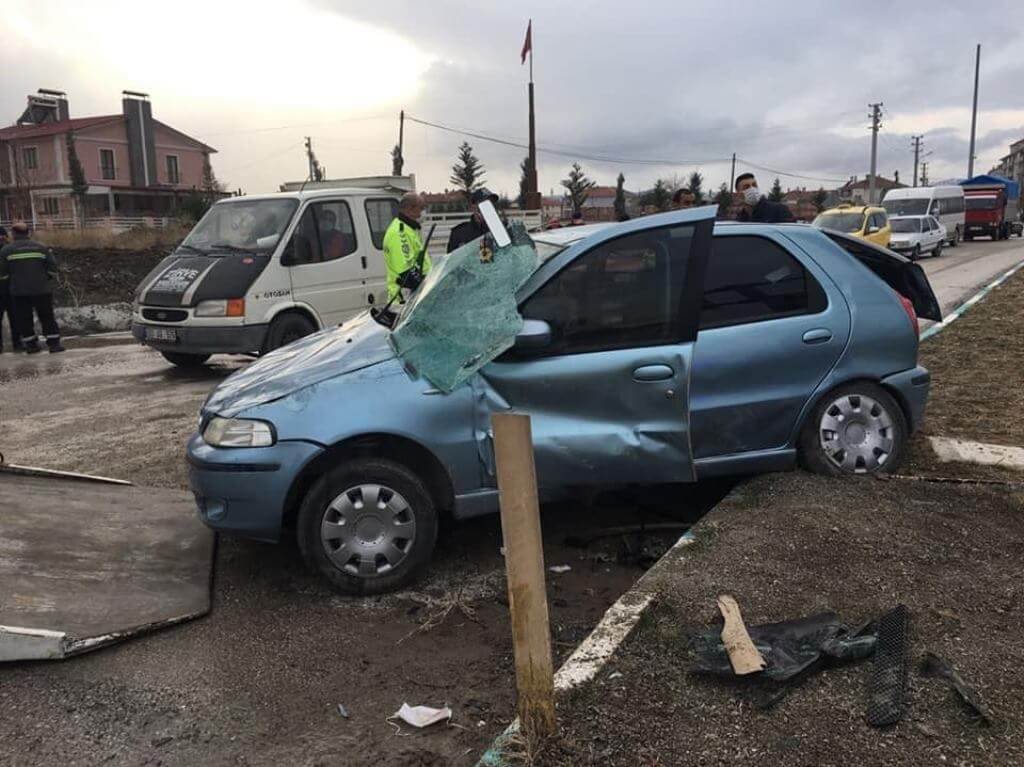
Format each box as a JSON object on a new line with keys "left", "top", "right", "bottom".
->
{"left": 146, "top": 327, "right": 178, "bottom": 343}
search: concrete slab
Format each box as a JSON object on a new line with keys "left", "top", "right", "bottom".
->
{"left": 0, "top": 473, "right": 213, "bottom": 661}
{"left": 929, "top": 436, "right": 1024, "bottom": 470}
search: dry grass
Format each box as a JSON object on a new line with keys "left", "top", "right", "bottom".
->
{"left": 37, "top": 223, "right": 189, "bottom": 251}
{"left": 398, "top": 570, "right": 504, "bottom": 642}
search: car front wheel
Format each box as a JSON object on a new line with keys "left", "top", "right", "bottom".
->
{"left": 799, "top": 383, "right": 907, "bottom": 476}
{"left": 297, "top": 458, "right": 438, "bottom": 595}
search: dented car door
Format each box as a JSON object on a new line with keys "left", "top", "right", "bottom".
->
{"left": 481, "top": 212, "right": 714, "bottom": 487}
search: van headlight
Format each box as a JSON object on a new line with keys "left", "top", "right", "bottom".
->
{"left": 195, "top": 298, "right": 246, "bottom": 317}
{"left": 203, "top": 416, "right": 275, "bottom": 447}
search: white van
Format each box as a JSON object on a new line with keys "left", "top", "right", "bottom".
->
{"left": 881, "top": 186, "right": 965, "bottom": 247}
{"left": 131, "top": 187, "right": 400, "bottom": 367}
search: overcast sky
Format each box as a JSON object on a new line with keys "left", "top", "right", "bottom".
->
{"left": 3, "top": 0, "right": 1023, "bottom": 197}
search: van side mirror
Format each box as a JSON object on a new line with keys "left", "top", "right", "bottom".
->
{"left": 514, "top": 319, "right": 552, "bottom": 351}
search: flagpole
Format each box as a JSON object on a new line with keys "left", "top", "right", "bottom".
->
{"left": 526, "top": 20, "right": 540, "bottom": 211}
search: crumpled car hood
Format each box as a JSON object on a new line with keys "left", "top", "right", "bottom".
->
{"left": 203, "top": 311, "right": 396, "bottom": 417}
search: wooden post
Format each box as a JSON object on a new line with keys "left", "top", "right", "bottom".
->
{"left": 491, "top": 412, "right": 556, "bottom": 738}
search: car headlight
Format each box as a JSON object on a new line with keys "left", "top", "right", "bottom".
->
{"left": 195, "top": 298, "right": 246, "bottom": 317}
{"left": 203, "top": 416, "right": 275, "bottom": 447}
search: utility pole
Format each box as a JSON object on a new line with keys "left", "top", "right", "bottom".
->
{"left": 397, "top": 110, "right": 405, "bottom": 175}
{"left": 730, "top": 152, "right": 736, "bottom": 191}
{"left": 305, "top": 136, "right": 315, "bottom": 181}
{"left": 868, "top": 102, "right": 883, "bottom": 205}
{"left": 920, "top": 161, "right": 930, "bottom": 188}
{"left": 911, "top": 135, "right": 923, "bottom": 188}
{"left": 967, "top": 43, "right": 981, "bottom": 179}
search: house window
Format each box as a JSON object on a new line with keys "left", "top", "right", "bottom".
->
{"left": 166, "top": 155, "right": 180, "bottom": 184}
{"left": 22, "top": 146, "right": 39, "bottom": 170}
{"left": 41, "top": 197, "right": 60, "bottom": 216}
{"left": 100, "top": 149, "right": 116, "bottom": 180}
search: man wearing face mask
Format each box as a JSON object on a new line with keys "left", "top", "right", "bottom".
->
{"left": 734, "top": 173, "right": 794, "bottom": 223}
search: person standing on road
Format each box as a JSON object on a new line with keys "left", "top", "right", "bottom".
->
{"left": 734, "top": 173, "right": 794, "bottom": 223}
{"left": 0, "top": 221, "right": 64, "bottom": 354}
{"left": 446, "top": 188, "right": 499, "bottom": 253}
{"left": 0, "top": 226, "right": 23, "bottom": 353}
{"left": 382, "top": 193, "right": 431, "bottom": 302}
{"left": 671, "top": 188, "right": 696, "bottom": 210}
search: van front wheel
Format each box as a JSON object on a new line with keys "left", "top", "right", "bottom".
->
{"left": 263, "top": 312, "right": 316, "bottom": 354}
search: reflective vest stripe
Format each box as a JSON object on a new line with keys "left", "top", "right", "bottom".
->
{"left": 6, "top": 251, "right": 47, "bottom": 261}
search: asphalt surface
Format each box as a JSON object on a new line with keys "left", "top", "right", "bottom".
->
{"left": 914, "top": 236, "right": 1024, "bottom": 316}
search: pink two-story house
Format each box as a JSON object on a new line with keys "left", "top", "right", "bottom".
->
{"left": 0, "top": 89, "right": 217, "bottom": 224}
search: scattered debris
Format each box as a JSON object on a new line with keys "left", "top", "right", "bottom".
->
{"left": 716, "top": 595, "right": 767, "bottom": 675}
{"left": 608, "top": 671, "right": 624, "bottom": 680}
{"left": 866, "top": 605, "right": 910, "bottom": 727}
{"left": 389, "top": 703, "right": 453, "bottom": 729}
{"left": 563, "top": 522, "right": 690, "bottom": 548}
{"left": 919, "top": 652, "right": 994, "bottom": 725}
{"left": 336, "top": 704, "right": 350, "bottom": 719}
{"left": 548, "top": 565, "right": 572, "bottom": 574}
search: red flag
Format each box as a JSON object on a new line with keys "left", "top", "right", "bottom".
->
{"left": 520, "top": 20, "right": 532, "bottom": 64}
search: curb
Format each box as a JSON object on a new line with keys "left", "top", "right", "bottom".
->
{"left": 920, "top": 258, "right": 1024, "bottom": 341}
{"left": 476, "top": 528, "right": 699, "bottom": 766}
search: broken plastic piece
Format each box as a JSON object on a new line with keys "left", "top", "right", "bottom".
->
{"left": 389, "top": 703, "right": 453, "bottom": 729}
{"left": 919, "top": 652, "right": 994, "bottom": 725}
{"left": 717, "top": 595, "right": 767, "bottom": 675}
{"left": 336, "top": 704, "right": 350, "bottom": 719}
{"left": 866, "top": 605, "right": 910, "bottom": 727}
{"left": 549, "top": 565, "right": 572, "bottom": 574}
{"left": 389, "top": 222, "right": 539, "bottom": 393}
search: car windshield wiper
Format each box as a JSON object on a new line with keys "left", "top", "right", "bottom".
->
{"left": 176, "top": 243, "right": 208, "bottom": 255}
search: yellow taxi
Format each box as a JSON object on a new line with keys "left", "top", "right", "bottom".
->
{"left": 812, "top": 204, "right": 892, "bottom": 248}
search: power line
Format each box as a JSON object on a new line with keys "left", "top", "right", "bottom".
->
{"left": 732, "top": 158, "right": 848, "bottom": 184}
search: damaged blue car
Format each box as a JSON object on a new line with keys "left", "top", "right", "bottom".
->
{"left": 187, "top": 207, "right": 941, "bottom": 594}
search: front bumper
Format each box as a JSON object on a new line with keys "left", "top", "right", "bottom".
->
{"left": 881, "top": 365, "right": 930, "bottom": 433}
{"left": 132, "top": 321, "right": 268, "bottom": 355}
{"left": 186, "top": 432, "right": 323, "bottom": 541}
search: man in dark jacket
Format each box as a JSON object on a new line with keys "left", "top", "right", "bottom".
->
{"left": 446, "top": 188, "right": 499, "bottom": 253}
{"left": 0, "top": 222, "right": 64, "bottom": 354}
{"left": 0, "top": 226, "right": 23, "bottom": 353}
{"left": 734, "top": 173, "right": 794, "bottom": 223}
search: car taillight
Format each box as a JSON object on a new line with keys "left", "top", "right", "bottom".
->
{"left": 897, "top": 293, "right": 919, "bottom": 337}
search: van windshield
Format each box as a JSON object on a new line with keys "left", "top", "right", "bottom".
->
{"left": 182, "top": 199, "right": 299, "bottom": 254}
{"left": 890, "top": 218, "right": 921, "bottom": 233}
{"left": 813, "top": 212, "right": 864, "bottom": 233}
{"left": 882, "top": 198, "right": 929, "bottom": 216}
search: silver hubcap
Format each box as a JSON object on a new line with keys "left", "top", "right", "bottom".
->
{"left": 320, "top": 484, "right": 416, "bottom": 577}
{"left": 819, "top": 393, "right": 895, "bottom": 474}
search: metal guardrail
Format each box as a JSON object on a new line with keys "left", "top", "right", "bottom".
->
{"left": 0, "top": 216, "right": 175, "bottom": 232}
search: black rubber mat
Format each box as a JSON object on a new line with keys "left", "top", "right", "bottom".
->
{"left": 866, "top": 604, "right": 910, "bottom": 727}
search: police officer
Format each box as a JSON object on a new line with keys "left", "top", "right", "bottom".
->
{"left": 446, "top": 188, "right": 499, "bottom": 253}
{"left": 0, "top": 221, "right": 64, "bottom": 353}
{"left": 382, "top": 193, "right": 431, "bottom": 302}
{"left": 0, "top": 226, "right": 23, "bottom": 353}
{"left": 734, "top": 173, "right": 794, "bottom": 223}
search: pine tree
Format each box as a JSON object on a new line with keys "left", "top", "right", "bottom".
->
{"left": 561, "top": 163, "right": 597, "bottom": 218}
{"left": 651, "top": 179, "right": 671, "bottom": 211}
{"left": 813, "top": 187, "right": 828, "bottom": 211}
{"left": 713, "top": 183, "right": 734, "bottom": 218}
{"left": 450, "top": 142, "right": 485, "bottom": 198}
{"left": 769, "top": 177, "right": 785, "bottom": 202}
{"left": 614, "top": 173, "right": 628, "bottom": 220}
{"left": 518, "top": 157, "right": 529, "bottom": 208}
{"left": 66, "top": 132, "right": 89, "bottom": 226}
{"left": 391, "top": 145, "right": 403, "bottom": 176}
{"left": 688, "top": 171, "right": 705, "bottom": 204}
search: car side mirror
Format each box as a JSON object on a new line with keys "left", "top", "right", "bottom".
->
{"left": 514, "top": 319, "right": 552, "bottom": 351}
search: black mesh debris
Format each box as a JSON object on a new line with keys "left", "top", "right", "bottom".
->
{"left": 866, "top": 604, "right": 910, "bottom": 727}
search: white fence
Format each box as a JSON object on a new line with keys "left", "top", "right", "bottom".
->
{"left": 0, "top": 216, "right": 177, "bottom": 232}
{"left": 421, "top": 210, "right": 543, "bottom": 257}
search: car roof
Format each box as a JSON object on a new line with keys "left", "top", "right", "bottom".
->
{"left": 214, "top": 188, "right": 398, "bottom": 205}
{"left": 821, "top": 205, "right": 883, "bottom": 214}
{"left": 532, "top": 223, "right": 614, "bottom": 247}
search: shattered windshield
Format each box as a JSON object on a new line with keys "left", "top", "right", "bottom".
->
{"left": 182, "top": 199, "right": 298, "bottom": 254}
{"left": 390, "top": 221, "right": 541, "bottom": 393}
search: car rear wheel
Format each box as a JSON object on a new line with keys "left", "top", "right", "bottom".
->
{"left": 950, "top": 227, "right": 960, "bottom": 247}
{"left": 297, "top": 458, "right": 438, "bottom": 595}
{"left": 799, "top": 383, "right": 907, "bottom": 477}
{"left": 263, "top": 312, "right": 316, "bottom": 354}
{"left": 910, "top": 244, "right": 921, "bottom": 260}
{"left": 161, "top": 351, "right": 211, "bottom": 368}
{"left": 933, "top": 241, "right": 943, "bottom": 258}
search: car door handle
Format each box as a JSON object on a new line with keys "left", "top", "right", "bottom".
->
{"left": 802, "top": 328, "right": 833, "bottom": 345}
{"left": 633, "top": 364, "right": 675, "bottom": 382}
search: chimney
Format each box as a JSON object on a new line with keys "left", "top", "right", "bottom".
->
{"left": 17, "top": 89, "right": 69, "bottom": 125}
{"left": 122, "top": 91, "right": 157, "bottom": 188}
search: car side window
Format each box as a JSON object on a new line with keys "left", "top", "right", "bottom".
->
{"left": 366, "top": 198, "right": 399, "bottom": 249}
{"left": 312, "top": 201, "right": 357, "bottom": 262}
{"left": 520, "top": 224, "right": 695, "bottom": 356}
{"left": 290, "top": 206, "right": 323, "bottom": 265}
{"left": 700, "top": 236, "right": 826, "bottom": 330}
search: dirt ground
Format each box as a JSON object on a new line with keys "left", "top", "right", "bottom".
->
{"left": 904, "top": 265, "right": 1024, "bottom": 480}
{"left": 535, "top": 472, "right": 1024, "bottom": 767}
{"left": 0, "top": 344, "right": 729, "bottom": 766}
{"left": 52, "top": 246, "right": 169, "bottom": 308}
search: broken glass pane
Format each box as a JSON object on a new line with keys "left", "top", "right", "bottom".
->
{"left": 390, "top": 221, "right": 540, "bottom": 393}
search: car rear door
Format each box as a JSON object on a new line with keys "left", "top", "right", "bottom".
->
{"left": 689, "top": 231, "right": 850, "bottom": 460}
{"left": 285, "top": 199, "right": 367, "bottom": 327}
{"left": 480, "top": 210, "right": 715, "bottom": 487}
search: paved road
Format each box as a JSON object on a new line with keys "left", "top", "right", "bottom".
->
{"left": 915, "top": 236, "right": 1024, "bottom": 316}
